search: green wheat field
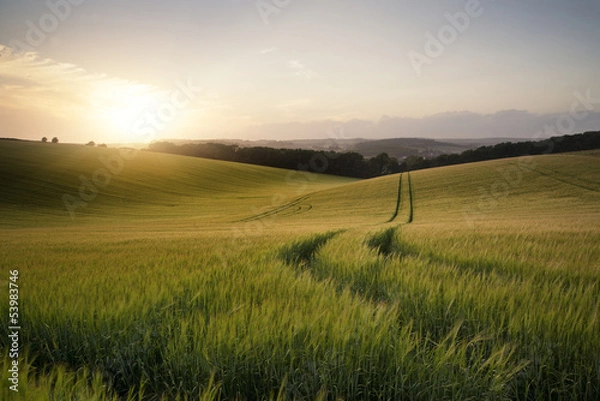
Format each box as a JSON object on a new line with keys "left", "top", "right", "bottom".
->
{"left": 1, "top": 140, "right": 599, "bottom": 400}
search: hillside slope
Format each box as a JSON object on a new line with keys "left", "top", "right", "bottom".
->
{"left": 252, "top": 150, "right": 600, "bottom": 231}
{"left": 2, "top": 140, "right": 599, "bottom": 231}
{"left": 0, "top": 141, "right": 355, "bottom": 227}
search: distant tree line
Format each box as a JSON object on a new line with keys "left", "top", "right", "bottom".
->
{"left": 401, "top": 131, "right": 600, "bottom": 171}
{"left": 146, "top": 131, "right": 599, "bottom": 178}
{"left": 147, "top": 141, "right": 401, "bottom": 178}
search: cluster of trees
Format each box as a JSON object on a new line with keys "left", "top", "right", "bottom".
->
{"left": 86, "top": 141, "right": 108, "bottom": 147}
{"left": 148, "top": 142, "right": 402, "bottom": 178}
{"left": 402, "top": 131, "right": 600, "bottom": 171}
{"left": 40, "top": 137, "right": 107, "bottom": 147}
{"left": 146, "top": 131, "right": 599, "bottom": 178}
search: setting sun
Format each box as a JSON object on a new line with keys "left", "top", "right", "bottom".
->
{"left": 89, "top": 81, "right": 163, "bottom": 143}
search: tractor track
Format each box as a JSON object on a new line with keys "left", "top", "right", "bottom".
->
{"left": 388, "top": 171, "right": 414, "bottom": 224}
{"left": 520, "top": 165, "right": 600, "bottom": 193}
{"left": 235, "top": 194, "right": 313, "bottom": 222}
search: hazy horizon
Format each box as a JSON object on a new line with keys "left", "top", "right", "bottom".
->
{"left": 1, "top": 0, "right": 599, "bottom": 144}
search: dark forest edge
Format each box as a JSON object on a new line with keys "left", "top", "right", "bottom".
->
{"left": 145, "top": 131, "right": 600, "bottom": 179}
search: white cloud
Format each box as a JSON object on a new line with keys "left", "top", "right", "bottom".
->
{"left": 259, "top": 47, "right": 277, "bottom": 55}
{"left": 288, "top": 60, "right": 319, "bottom": 81}
{"left": 288, "top": 60, "right": 303, "bottom": 69}
{"left": 0, "top": 46, "right": 166, "bottom": 142}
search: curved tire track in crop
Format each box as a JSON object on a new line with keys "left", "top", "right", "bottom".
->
{"left": 388, "top": 171, "right": 414, "bottom": 224}
{"left": 388, "top": 173, "right": 403, "bottom": 222}
{"left": 520, "top": 165, "right": 600, "bottom": 193}
{"left": 279, "top": 231, "right": 340, "bottom": 269}
{"left": 236, "top": 195, "right": 313, "bottom": 222}
{"left": 407, "top": 171, "right": 414, "bottom": 223}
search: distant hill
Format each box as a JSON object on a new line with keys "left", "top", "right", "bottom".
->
{"left": 147, "top": 132, "right": 600, "bottom": 179}
{"left": 163, "top": 137, "right": 522, "bottom": 159}
{"left": 351, "top": 138, "right": 471, "bottom": 159}
{"left": 165, "top": 138, "right": 367, "bottom": 152}
{"left": 445, "top": 137, "right": 525, "bottom": 147}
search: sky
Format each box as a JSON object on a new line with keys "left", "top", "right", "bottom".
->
{"left": 0, "top": 0, "right": 599, "bottom": 144}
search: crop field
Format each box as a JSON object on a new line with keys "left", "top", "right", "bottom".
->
{"left": 1, "top": 141, "right": 599, "bottom": 400}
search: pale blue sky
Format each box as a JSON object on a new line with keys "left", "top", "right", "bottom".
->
{"left": 1, "top": 0, "right": 599, "bottom": 142}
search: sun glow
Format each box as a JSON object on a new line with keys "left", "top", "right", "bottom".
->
{"left": 90, "top": 81, "right": 163, "bottom": 143}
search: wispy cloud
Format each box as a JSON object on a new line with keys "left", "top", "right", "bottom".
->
{"left": 259, "top": 47, "right": 277, "bottom": 55}
{"left": 0, "top": 45, "right": 166, "bottom": 141}
{"left": 288, "top": 60, "right": 318, "bottom": 81}
{"left": 1, "top": 47, "right": 162, "bottom": 107}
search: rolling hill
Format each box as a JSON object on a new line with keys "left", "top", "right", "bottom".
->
{"left": 351, "top": 137, "right": 472, "bottom": 159}
{"left": 1, "top": 140, "right": 599, "bottom": 400}
{"left": 4, "top": 140, "right": 598, "bottom": 230}
{"left": 0, "top": 140, "right": 355, "bottom": 227}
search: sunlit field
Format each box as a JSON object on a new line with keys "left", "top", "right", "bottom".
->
{"left": 1, "top": 141, "right": 599, "bottom": 400}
